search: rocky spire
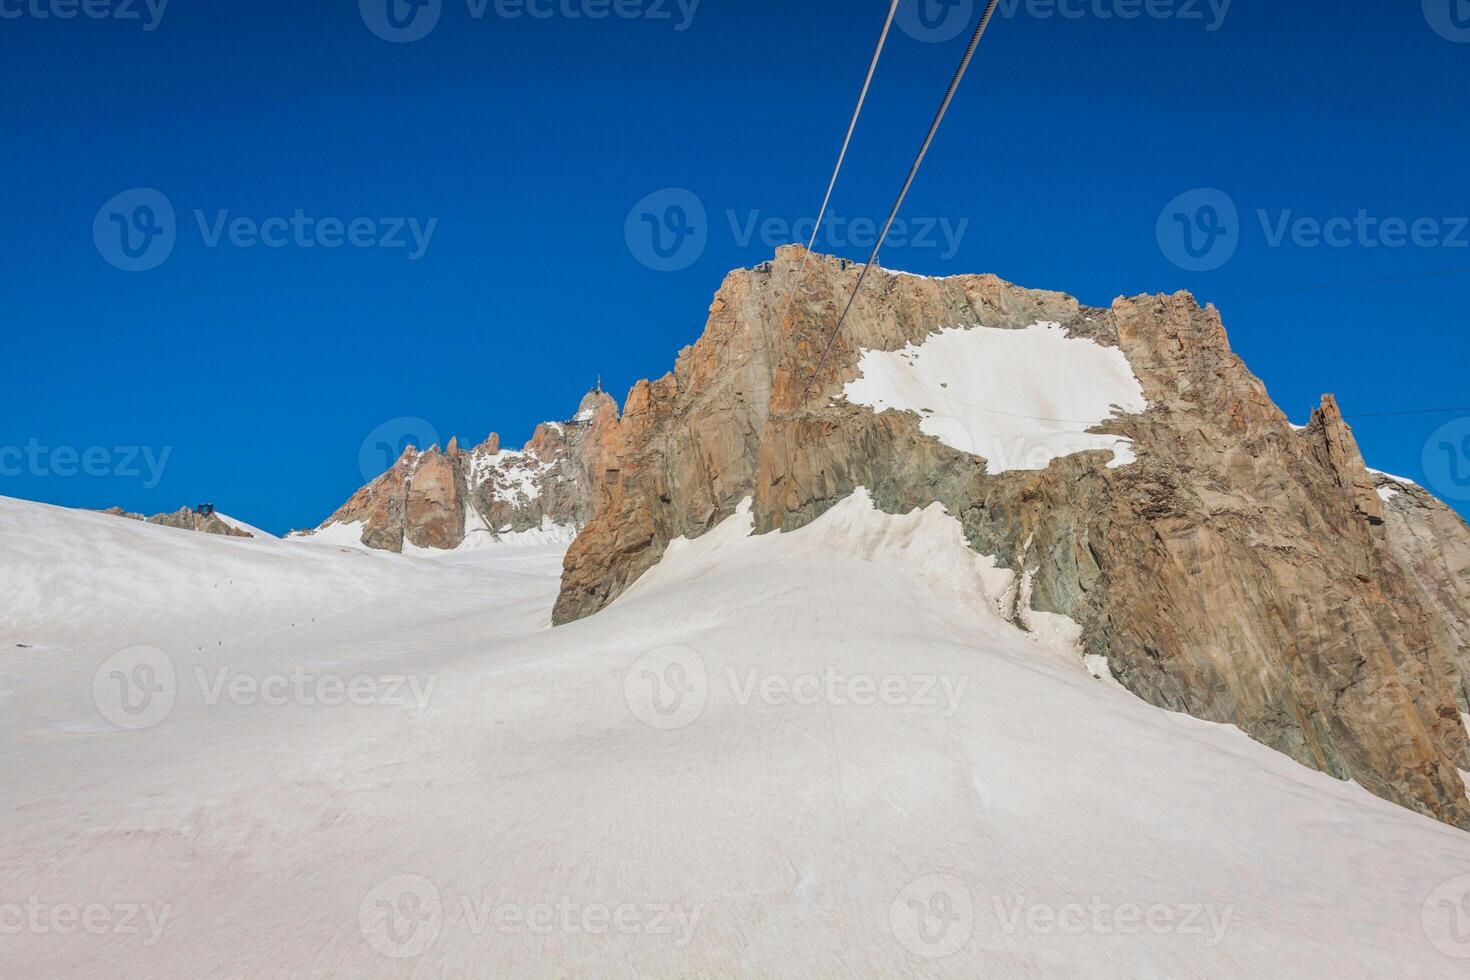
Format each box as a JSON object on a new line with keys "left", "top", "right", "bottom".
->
{"left": 1305, "top": 393, "right": 1385, "bottom": 525}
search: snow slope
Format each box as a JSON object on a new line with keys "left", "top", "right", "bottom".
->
{"left": 3, "top": 492, "right": 1470, "bottom": 977}
{"left": 291, "top": 512, "right": 576, "bottom": 555}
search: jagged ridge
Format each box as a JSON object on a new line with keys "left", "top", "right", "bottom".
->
{"left": 101, "top": 506, "right": 253, "bottom": 539}
{"left": 296, "top": 389, "right": 619, "bottom": 552}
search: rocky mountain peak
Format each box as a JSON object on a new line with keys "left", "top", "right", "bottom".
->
{"left": 549, "top": 246, "right": 1470, "bottom": 829}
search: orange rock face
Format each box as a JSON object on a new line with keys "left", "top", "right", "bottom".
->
{"left": 403, "top": 451, "right": 463, "bottom": 550}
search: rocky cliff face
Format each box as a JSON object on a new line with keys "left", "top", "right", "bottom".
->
{"left": 296, "top": 390, "right": 619, "bottom": 552}
{"left": 553, "top": 245, "right": 1470, "bottom": 828}
{"left": 102, "top": 506, "right": 253, "bottom": 538}
{"left": 1374, "top": 470, "right": 1470, "bottom": 711}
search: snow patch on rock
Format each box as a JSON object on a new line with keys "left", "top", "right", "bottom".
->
{"left": 1017, "top": 568, "right": 1085, "bottom": 659}
{"left": 468, "top": 448, "right": 553, "bottom": 502}
{"left": 842, "top": 322, "right": 1147, "bottom": 473}
{"left": 1368, "top": 468, "right": 1421, "bottom": 503}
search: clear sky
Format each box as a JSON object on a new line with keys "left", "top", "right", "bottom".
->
{"left": 3, "top": 0, "right": 1468, "bottom": 533}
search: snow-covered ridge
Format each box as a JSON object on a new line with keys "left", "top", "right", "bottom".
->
{"left": 1368, "top": 467, "right": 1420, "bottom": 503}
{"left": 879, "top": 264, "right": 961, "bottom": 280}
{"left": 1368, "top": 468, "right": 1419, "bottom": 487}
{"left": 214, "top": 512, "right": 275, "bottom": 539}
{"left": 841, "top": 321, "right": 1148, "bottom": 473}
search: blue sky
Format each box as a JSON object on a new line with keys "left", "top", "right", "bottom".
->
{"left": 3, "top": 0, "right": 1468, "bottom": 533}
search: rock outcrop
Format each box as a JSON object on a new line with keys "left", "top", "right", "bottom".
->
{"left": 1374, "top": 470, "right": 1470, "bottom": 710}
{"left": 102, "top": 506, "right": 253, "bottom": 538}
{"left": 552, "top": 246, "right": 1470, "bottom": 829}
{"left": 296, "top": 390, "right": 619, "bottom": 552}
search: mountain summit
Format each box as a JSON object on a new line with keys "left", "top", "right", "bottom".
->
{"left": 556, "top": 246, "right": 1470, "bottom": 828}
